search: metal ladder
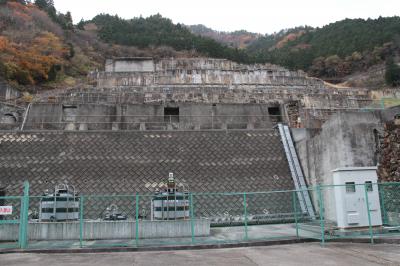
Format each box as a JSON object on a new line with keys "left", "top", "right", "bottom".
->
{"left": 278, "top": 123, "right": 316, "bottom": 219}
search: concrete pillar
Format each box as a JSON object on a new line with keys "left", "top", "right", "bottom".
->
{"left": 247, "top": 123, "right": 254, "bottom": 129}
{"left": 112, "top": 122, "right": 120, "bottom": 131}
{"left": 79, "top": 123, "right": 88, "bottom": 131}
{"left": 65, "top": 123, "right": 76, "bottom": 131}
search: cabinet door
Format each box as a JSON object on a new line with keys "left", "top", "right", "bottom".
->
{"left": 344, "top": 182, "right": 364, "bottom": 226}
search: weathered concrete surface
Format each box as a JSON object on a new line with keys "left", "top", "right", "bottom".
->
{"left": 0, "top": 102, "right": 24, "bottom": 130}
{"left": 105, "top": 58, "right": 154, "bottom": 73}
{"left": 294, "top": 111, "right": 384, "bottom": 221}
{"left": 98, "top": 58, "right": 320, "bottom": 88}
{"left": 1, "top": 243, "right": 399, "bottom": 266}
{"left": 293, "top": 107, "right": 400, "bottom": 220}
{"left": 0, "top": 219, "right": 210, "bottom": 241}
{"left": 0, "top": 79, "right": 20, "bottom": 101}
{"left": 23, "top": 102, "right": 278, "bottom": 130}
{"left": 295, "top": 111, "right": 382, "bottom": 186}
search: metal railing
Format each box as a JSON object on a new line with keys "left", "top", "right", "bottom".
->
{"left": 0, "top": 182, "right": 399, "bottom": 250}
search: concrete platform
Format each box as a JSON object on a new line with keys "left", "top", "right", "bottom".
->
{"left": 1, "top": 242, "right": 400, "bottom": 266}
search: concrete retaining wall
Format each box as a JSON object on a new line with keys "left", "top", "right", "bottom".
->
{"left": 0, "top": 80, "right": 20, "bottom": 101}
{"left": 97, "top": 58, "right": 323, "bottom": 88}
{"left": 0, "top": 219, "right": 210, "bottom": 241}
{"left": 293, "top": 111, "right": 383, "bottom": 221}
{"left": 23, "top": 102, "right": 278, "bottom": 130}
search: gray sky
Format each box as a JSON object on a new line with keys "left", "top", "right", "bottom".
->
{"left": 53, "top": 0, "right": 400, "bottom": 34}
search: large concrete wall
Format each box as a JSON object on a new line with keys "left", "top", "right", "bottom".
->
{"left": 293, "top": 110, "right": 397, "bottom": 221}
{"left": 97, "top": 70, "right": 315, "bottom": 87}
{"left": 23, "top": 102, "right": 279, "bottom": 130}
{"left": 97, "top": 58, "right": 323, "bottom": 88}
{"left": 295, "top": 111, "right": 383, "bottom": 187}
{"left": 106, "top": 58, "right": 155, "bottom": 73}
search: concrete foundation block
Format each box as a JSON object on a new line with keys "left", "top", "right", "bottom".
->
{"left": 0, "top": 219, "right": 210, "bottom": 241}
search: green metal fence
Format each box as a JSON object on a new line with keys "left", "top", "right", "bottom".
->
{"left": 0, "top": 182, "right": 399, "bottom": 250}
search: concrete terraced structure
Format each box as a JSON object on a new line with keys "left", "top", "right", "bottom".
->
{"left": 98, "top": 57, "right": 323, "bottom": 87}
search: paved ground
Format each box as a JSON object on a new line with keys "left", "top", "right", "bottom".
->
{"left": 1, "top": 243, "right": 400, "bottom": 266}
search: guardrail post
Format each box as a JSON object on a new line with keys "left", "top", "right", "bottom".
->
{"left": 135, "top": 193, "right": 139, "bottom": 246}
{"left": 79, "top": 196, "right": 84, "bottom": 248}
{"left": 364, "top": 184, "right": 374, "bottom": 244}
{"left": 292, "top": 191, "right": 299, "bottom": 238}
{"left": 243, "top": 192, "right": 248, "bottom": 241}
{"left": 19, "top": 181, "right": 29, "bottom": 249}
{"left": 316, "top": 185, "right": 325, "bottom": 246}
{"left": 190, "top": 193, "right": 195, "bottom": 244}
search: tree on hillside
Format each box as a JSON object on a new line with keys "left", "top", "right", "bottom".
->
{"left": 0, "top": 0, "right": 27, "bottom": 5}
{"left": 385, "top": 58, "right": 400, "bottom": 86}
{"left": 34, "top": 0, "right": 53, "bottom": 10}
{"left": 34, "top": 0, "right": 73, "bottom": 30}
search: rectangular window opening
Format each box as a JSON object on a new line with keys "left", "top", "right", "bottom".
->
{"left": 164, "top": 107, "right": 179, "bottom": 123}
{"left": 365, "top": 181, "right": 373, "bottom": 192}
{"left": 268, "top": 107, "right": 281, "bottom": 122}
{"left": 345, "top": 182, "right": 356, "bottom": 193}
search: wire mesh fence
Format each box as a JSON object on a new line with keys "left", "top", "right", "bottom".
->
{"left": 1, "top": 182, "right": 400, "bottom": 250}
{"left": 0, "top": 196, "right": 22, "bottom": 249}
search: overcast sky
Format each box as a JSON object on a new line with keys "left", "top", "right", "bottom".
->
{"left": 53, "top": 0, "right": 400, "bottom": 34}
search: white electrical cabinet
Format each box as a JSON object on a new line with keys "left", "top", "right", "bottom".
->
{"left": 332, "top": 167, "right": 382, "bottom": 228}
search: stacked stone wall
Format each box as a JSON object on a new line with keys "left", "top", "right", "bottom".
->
{"left": 378, "top": 120, "right": 400, "bottom": 182}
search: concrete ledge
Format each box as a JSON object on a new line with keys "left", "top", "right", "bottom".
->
{"left": 0, "top": 219, "right": 210, "bottom": 241}
{"left": 1, "top": 236, "right": 399, "bottom": 254}
{"left": 0, "top": 238, "right": 316, "bottom": 254}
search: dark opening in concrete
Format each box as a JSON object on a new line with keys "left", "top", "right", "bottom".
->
{"left": 268, "top": 107, "right": 281, "bottom": 122}
{"left": 1, "top": 113, "right": 17, "bottom": 124}
{"left": 164, "top": 107, "right": 179, "bottom": 123}
{"left": 62, "top": 105, "right": 78, "bottom": 122}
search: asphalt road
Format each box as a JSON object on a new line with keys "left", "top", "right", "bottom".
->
{"left": 1, "top": 243, "right": 400, "bottom": 266}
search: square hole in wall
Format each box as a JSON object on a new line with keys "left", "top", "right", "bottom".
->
{"left": 164, "top": 107, "right": 179, "bottom": 123}
{"left": 268, "top": 107, "right": 281, "bottom": 122}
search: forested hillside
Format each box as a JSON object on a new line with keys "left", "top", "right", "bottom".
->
{"left": 61, "top": 12, "right": 400, "bottom": 86}
{"left": 0, "top": 1, "right": 191, "bottom": 89}
{"left": 82, "top": 14, "right": 250, "bottom": 63}
{"left": 1, "top": 0, "right": 399, "bottom": 89}
{"left": 248, "top": 17, "right": 400, "bottom": 83}
{"left": 187, "top": 24, "right": 260, "bottom": 49}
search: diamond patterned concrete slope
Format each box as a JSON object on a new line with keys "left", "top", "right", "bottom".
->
{"left": 0, "top": 130, "right": 294, "bottom": 219}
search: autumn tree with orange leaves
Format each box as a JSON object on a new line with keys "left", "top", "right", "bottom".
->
{"left": 0, "top": 2, "right": 68, "bottom": 85}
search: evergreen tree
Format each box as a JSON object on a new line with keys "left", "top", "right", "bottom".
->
{"left": 385, "top": 58, "right": 400, "bottom": 86}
